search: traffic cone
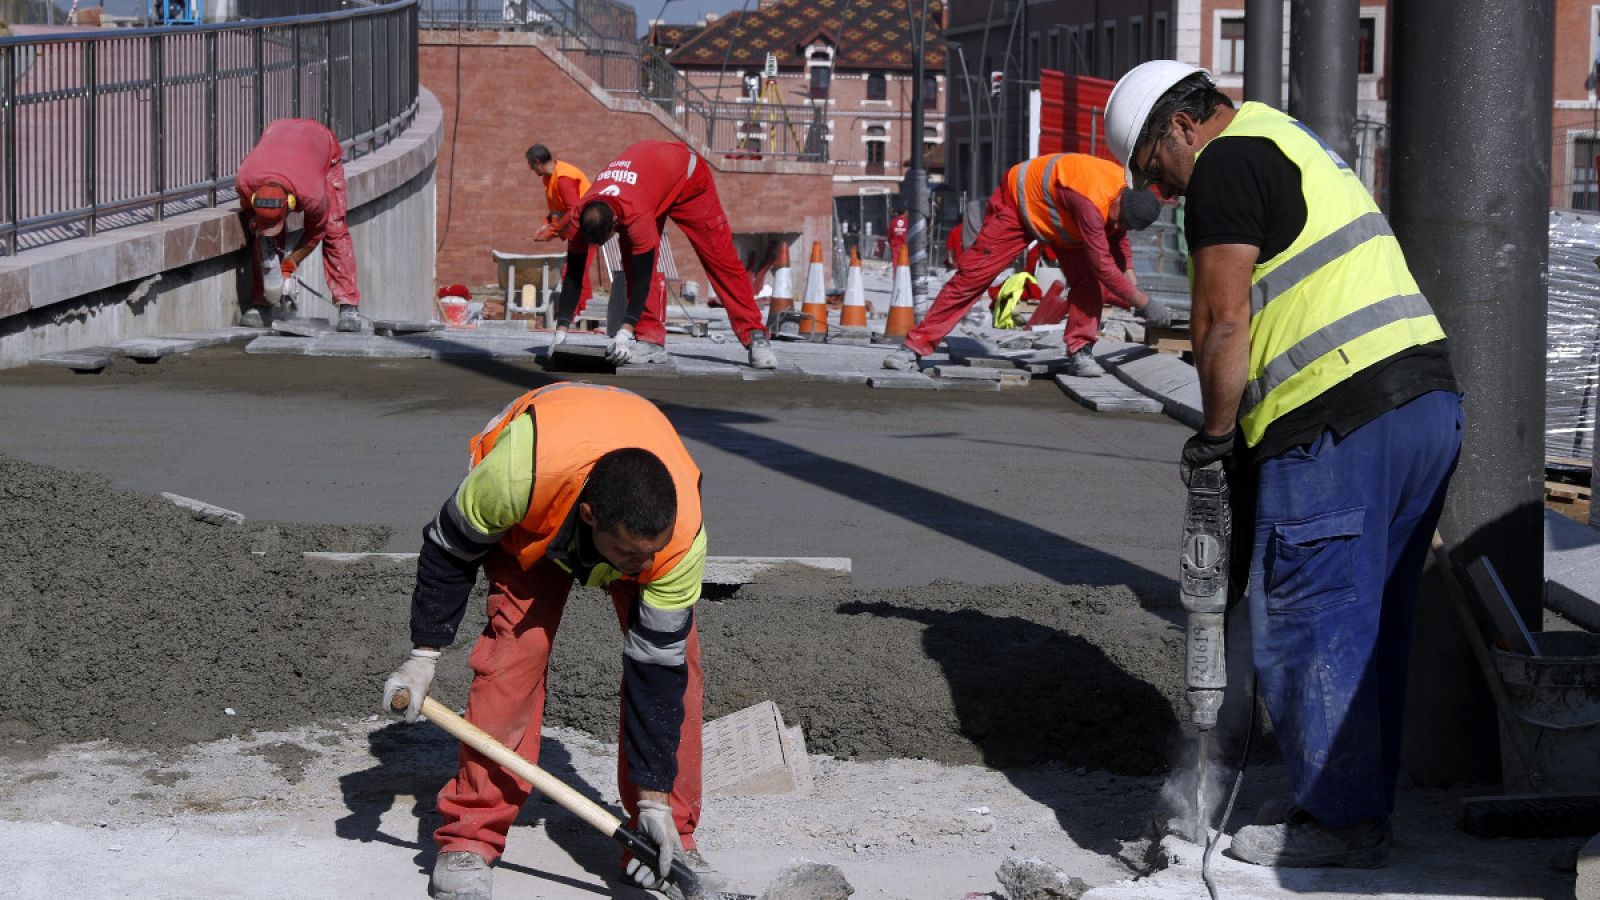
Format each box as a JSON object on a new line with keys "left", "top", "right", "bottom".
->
{"left": 798, "top": 240, "right": 829, "bottom": 342}
{"left": 765, "top": 242, "right": 796, "bottom": 337}
{"left": 883, "top": 243, "right": 916, "bottom": 340}
{"left": 840, "top": 247, "right": 868, "bottom": 326}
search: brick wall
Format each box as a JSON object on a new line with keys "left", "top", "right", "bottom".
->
{"left": 421, "top": 32, "right": 834, "bottom": 295}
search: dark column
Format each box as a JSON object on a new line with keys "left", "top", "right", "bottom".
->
{"left": 1288, "top": 0, "right": 1357, "bottom": 162}
{"left": 1390, "top": 0, "right": 1555, "bottom": 784}
{"left": 1244, "top": 0, "right": 1282, "bottom": 106}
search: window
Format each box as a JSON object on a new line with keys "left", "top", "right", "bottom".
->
{"left": 1154, "top": 14, "right": 1168, "bottom": 59}
{"left": 1102, "top": 22, "right": 1116, "bottom": 77}
{"left": 809, "top": 65, "right": 831, "bottom": 99}
{"left": 1574, "top": 137, "right": 1600, "bottom": 210}
{"left": 1029, "top": 34, "right": 1040, "bottom": 78}
{"left": 1048, "top": 29, "right": 1060, "bottom": 71}
{"left": 924, "top": 75, "right": 938, "bottom": 110}
{"left": 1219, "top": 17, "right": 1245, "bottom": 75}
{"left": 866, "top": 135, "right": 887, "bottom": 176}
{"left": 866, "top": 72, "right": 886, "bottom": 101}
{"left": 1130, "top": 19, "right": 1143, "bottom": 67}
{"left": 1357, "top": 17, "right": 1376, "bottom": 74}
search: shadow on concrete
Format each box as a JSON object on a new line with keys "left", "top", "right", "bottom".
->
{"left": 334, "top": 722, "right": 619, "bottom": 896}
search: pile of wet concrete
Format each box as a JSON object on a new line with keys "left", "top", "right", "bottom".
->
{"left": 0, "top": 453, "right": 1184, "bottom": 774}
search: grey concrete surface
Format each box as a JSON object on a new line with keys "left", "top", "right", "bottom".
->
{"left": 0, "top": 346, "right": 1190, "bottom": 595}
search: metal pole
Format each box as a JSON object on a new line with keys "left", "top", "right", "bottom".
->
{"left": 205, "top": 30, "right": 217, "bottom": 206}
{"left": 83, "top": 41, "right": 96, "bottom": 237}
{"left": 1244, "top": 0, "right": 1283, "bottom": 106}
{"left": 4, "top": 44, "right": 17, "bottom": 256}
{"left": 1288, "top": 0, "right": 1357, "bottom": 163}
{"left": 903, "top": 0, "right": 930, "bottom": 314}
{"left": 292, "top": 25, "right": 302, "bottom": 118}
{"left": 1390, "top": 0, "right": 1553, "bottom": 782}
{"left": 252, "top": 27, "right": 265, "bottom": 140}
{"left": 152, "top": 35, "right": 165, "bottom": 221}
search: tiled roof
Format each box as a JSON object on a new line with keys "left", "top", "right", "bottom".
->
{"left": 664, "top": 0, "right": 945, "bottom": 72}
{"left": 647, "top": 23, "right": 706, "bottom": 52}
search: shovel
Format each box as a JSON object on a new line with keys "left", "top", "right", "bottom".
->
{"left": 391, "top": 690, "right": 753, "bottom": 900}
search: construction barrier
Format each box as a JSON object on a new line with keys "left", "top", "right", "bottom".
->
{"left": 798, "top": 241, "right": 829, "bottom": 342}
{"left": 883, "top": 242, "right": 915, "bottom": 340}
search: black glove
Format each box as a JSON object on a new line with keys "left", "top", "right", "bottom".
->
{"left": 1180, "top": 428, "right": 1236, "bottom": 486}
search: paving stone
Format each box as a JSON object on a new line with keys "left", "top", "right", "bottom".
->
{"left": 372, "top": 319, "right": 444, "bottom": 336}
{"left": 244, "top": 336, "right": 313, "bottom": 355}
{"left": 868, "top": 373, "right": 939, "bottom": 390}
{"left": 1055, "top": 374, "right": 1165, "bottom": 414}
{"left": 997, "top": 370, "right": 1031, "bottom": 387}
{"left": 33, "top": 348, "right": 118, "bottom": 372}
{"left": 114, "top": 337, "right": 204, "bottom": 361}
{"left": 270, "top": 318, "right": 333, "bottom": 337}
{"left": 930, "top": 365, "right": 1004, "bottom": 381}
{"left": 160, "top": 492, "right": 245, "bottom": 525}
{"left": 160, "top": 328, "right": 261, "bottom": 348}
{"left": 1543, "top": 509, "right": 1600, "bottom": 632}
{"left": 933, "top": 377, "right": 1002, "bottom": 392}
{"left": 702, "top": 701, "right": 812, "bottom": 796}
{"left": 827, "top": 329, "right": 873, "bottom": 346}
{"left": 307, "top": 334, "right": 385, "bottom": 357}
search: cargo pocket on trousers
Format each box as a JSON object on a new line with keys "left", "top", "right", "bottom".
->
{"left": 1265, "top": 507, "right": 1364, "bottom": 615}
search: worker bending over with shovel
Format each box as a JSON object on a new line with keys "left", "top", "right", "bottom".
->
{"left": 384, "top": 383, "right": 712, "bottom": 899}
{"left": 546, "top": 140, "right": 779, "bottom": 369}
{"left": 1106, "top": 61, "right": 1462, "bottom": 868}
{"left": 882, "top": 152, "right": 1168, "bottom": 376}
{"left": 235, "top": 118, "right": 362, "bottom": 332}
{"left": 526, "top": 143, "right": 596, "bottom": 318}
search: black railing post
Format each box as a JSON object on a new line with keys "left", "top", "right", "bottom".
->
{"left": 4, "top": 44, "right": 16, "bottom": 256}
{"left": 292, "top": 25, "right": 302, "bottom": 118}
{"left": 83, "top": 41, "right": 97, "bottom": 238}
{"left": 206, "top": 30, "right": 218, "bottom": 207}
{"left": 252, "top": 28, "right": 265, "bottom": 140}
{"left": 322, "top": 20, "right": 334, "bottom": 127}
{"left": 151, "top": 35, "right": 166, "bottom": 221}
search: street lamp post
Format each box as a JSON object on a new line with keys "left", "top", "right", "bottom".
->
{"left": 903, "top": 0, "right": 932, "bottom": 314}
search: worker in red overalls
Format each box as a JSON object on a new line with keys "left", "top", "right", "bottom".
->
{"left": 888, "top": 205, "right": 909, "bottom": 261}
{"left": 235, "top": 118, "right": 362, "bottom": 332}
{"left": 384, "top": 383, "right": 715, "bottom": 898}
{"left": 548, "top": 140, "right": 778, "bottom": 369}
{"left": 883, "top": 153, "right": 1170, "bottom": 377}
{"left": 528, "top": 144, "right": 595, "bottom": 318}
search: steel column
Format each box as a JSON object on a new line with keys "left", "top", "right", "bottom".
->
{"left": 1244, "top": 0, "right": 1282, "bottom": 107}
{"left": 1288, "top": 0, "right": 1357, "bottom": 162}
{"left": 152, "top": 36, "right": 166, "bottom": 220}
{"left": 4, "top": 44, "right": 16, "bottom": 256}
{"left": 83, "top": 42, "right": 97, "bottom": 237}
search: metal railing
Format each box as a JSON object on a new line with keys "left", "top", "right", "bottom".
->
{"left": 0, "top": 0, "right": 419, "bottom": 256}
{"left": 420, "top": 0, "right": 828, "bottom": 165}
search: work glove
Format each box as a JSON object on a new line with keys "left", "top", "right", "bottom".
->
{"left": 623, "top": 798, "right": 681, "bottom": 890}
{"left": 281, "top": 256, "right": 297, "bottom": 279}
{"left": 1141, "top": 297, "right": 1174, "bottom": 328}
{"left": 1180, "top": 428, "right": 1237, "bottom": 487}
{"left": 545, "top": 327, "right": 567, "bottom": 358}
{"left": 382, "top": 648, "right": 441, "bottom": 722}
{"left": 606, "top": 329, "right": 636, "bottom": 365}
{"left": 532, "top": 224, "right": 555, "bottom": 242}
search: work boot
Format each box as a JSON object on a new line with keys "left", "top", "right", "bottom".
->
{"left": 336, "top": 303, "right": 363, "bottom": 333}
{"left": 747, "top": 331, "right": 778, "bottom": 369}
{"left": 239, "top": 307, "right": 266, "bottom": 328}
{"left": 625, "top": 340, "right": 669, "bottom": 365}
{"left": 1255, "top": 797, "right": 1295, "bottom": 825}
{"left": 882, "top": 347, "right": 919, "bottom": 371}
{"left": 429, "top": 850, "right": 492, "bottom": 900}
{"left": 1066, "top": 346, "right": 1104, "bottom": 377}
{"left": 1228, "top": 811, "right": 1391, "bottom": 869}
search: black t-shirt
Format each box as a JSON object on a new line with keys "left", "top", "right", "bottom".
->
{"left": 1184, "top": 135, "right": 1458, "bottom": 459}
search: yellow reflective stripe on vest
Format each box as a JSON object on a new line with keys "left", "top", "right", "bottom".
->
{"left": 1250, "top": 212, "right": 1393, "bottom": 315}
{"left": 1240, "top": 293, "right": 1435, "bottom": 413}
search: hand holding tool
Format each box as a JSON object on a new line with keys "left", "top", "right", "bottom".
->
{"left": 383, "top": 648, "right": 440, "bottom": 722}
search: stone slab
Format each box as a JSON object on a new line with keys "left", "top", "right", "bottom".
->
{"left": 159, "top": 328, "right": 261, "bottom": 348}
{"left": 932, "top": 377, "right": 1002, "bottom": 392}
{"left": 868, "top": 373, "right": 939, "bottom": 390}
{"left": 270, "top": 318, "right": 334, "bottom": 338}
{"left": 160, "top": 492, "right": 245, "bottom": 526}
{"left": 113, "top": 338, "right": 204, "bottom": 361}
{"left": 33, "top": 348, "right": 117, "bottom": 372}
{"left": 1055, "top": 374, "right": 1166, "bottom": 414}
{"left": 244, "top": 336, "right": 314, "bottom": 355}
{"left": 1543, "top": 509, "right": 1600, "bottom": 632}
{"left": 930, "top": 365, "right": 1004, "bottom": 381}
{"left": 1102, "top": 344, "right": 1204, "bottom": 429}
{"left": 373, "top": 319, "right": 445, "bottom": 336}
{"left": 701, "top": 556, "right": 852, "bottom": 586}
{"left": 701, "top": 701, "right": 812, "bottom": 796}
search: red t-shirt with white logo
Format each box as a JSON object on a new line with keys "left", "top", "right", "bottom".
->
{"left": 571, "top": 140, "right": 693, "bottom": 255}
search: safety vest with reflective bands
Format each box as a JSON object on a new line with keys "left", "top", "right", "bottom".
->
{"left": 468, "top": 383, "right": 702, "bottom": 581}
{"left": 1006, "top": 154, "right": 1126, "bottom": 246}
{"left": 1201, "top": 102, "right": 1447, "bottom": 447}
{"left": 543, "top": 160, "right": 591, "bottom": 215}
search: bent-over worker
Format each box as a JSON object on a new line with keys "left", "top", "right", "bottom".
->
{"left": 383, "top": 383, "right": 713, "bottom": 898}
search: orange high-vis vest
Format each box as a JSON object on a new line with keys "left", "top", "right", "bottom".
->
{"left": 1006, "top": 153, "right": 1126, "bottom": 247}
{"left": 469, "top": 383, "right": 702, "bottom": 581}
{"left": 543, "top": 159, "right": 592, "bottom": 216}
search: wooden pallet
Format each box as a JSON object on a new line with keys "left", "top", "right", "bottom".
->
{"left": 1143, "top": 325, "right": 1192, "bottom": 354}
{"left": 1544, "top": 480, "right": 1591, "bottom": 504}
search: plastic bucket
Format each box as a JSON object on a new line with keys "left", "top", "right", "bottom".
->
{"left": 1491, "top": 631, "right": 1600, "bottom": 792}
{"left": 439, "top": 298, "right": 470, "bottom": 326}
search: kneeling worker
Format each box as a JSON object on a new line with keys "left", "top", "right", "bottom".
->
{"left": 384, "top": 383, "right": 712, "bottom": 898}
{"left": 883, "top": 152, "right": 1168, "bottom": 376}
{"left": 235, "top": 118, "right": 363, "bottom": 331}
{"left": 546, "top": 140, "right": 779, "bottom": 369}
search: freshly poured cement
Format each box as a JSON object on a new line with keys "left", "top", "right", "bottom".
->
{"left": 0, "top": 453, "right": 1182, "bottom": 774}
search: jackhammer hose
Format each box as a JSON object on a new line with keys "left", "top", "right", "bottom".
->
{"left": 1201, "top": 675, "right": 1257, "bottom": 900}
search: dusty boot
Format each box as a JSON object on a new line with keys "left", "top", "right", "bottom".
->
{"left": 1255, "top": 797, "right": 1295, "bottom": 825}
{"left": 747, "top": 331, "right": 778, "bottom": 369}
{"left": 1066, "top": 346, "right": 1104, "bottom": 377}
{"left": 337, "top": 303, "right": 362, "bottom": 333}
{"left": 240, "top": 307, "right": 266, "bottom": 328}
{"left": 430, "top": 850, "right": 492, "bottom": 899}
{"left": 882, "top": 347, "right": 919, "bottom": 371}
{"left": 682, "top": 849, "right": 729, "bottom": 892}
{"left": 1228, "top": 812, "right": 1390, "bottom": 869}
{"left": 625, "top": 341, "right": 669, "bottom": 365}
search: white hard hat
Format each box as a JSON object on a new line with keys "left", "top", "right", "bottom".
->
{"left": 1105, "top": 60, "right": 1211, "bottom": 186}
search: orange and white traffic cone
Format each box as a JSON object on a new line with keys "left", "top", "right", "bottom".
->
{"left": 798, "top": 240, "right": 829, "bottom": 342}
{"left": 765, "top": 242, "right": 796, "bottom": 338}
{"left": 834, "top": 246, "right": 870, "bottom": 343}
{"left": 883, "top": 242, "right": 916, "bottom": 341}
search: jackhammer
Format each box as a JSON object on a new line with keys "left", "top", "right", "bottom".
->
{"left": 1180, "top": 460, "right": 1231, "bottom": 840}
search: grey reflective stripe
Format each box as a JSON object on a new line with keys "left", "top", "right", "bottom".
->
{"left": 1251, "top": 212, "right": 1394, "bottom": 315}
{"left": 686, "top": 151, "right": 697, "bottom": 180}
{"left": 425, "top": 492, "right": 502, "bottom": 563}
{"left": 1240, "top": 293, "right": 1437, "bottom": 414}
{"left": 624, "top": 631, "right": 688, "bottom": 667}
{"left": 637, "top": 602, "right": 690, "bottom": 634}
{"left": 1036, "top": 155, "right": 1066, "bottom": 240}
{"left": 1012, "top": 164, "right": 1036, "bottom": 240}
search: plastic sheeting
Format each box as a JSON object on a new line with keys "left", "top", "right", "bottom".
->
{"left": 1548, "top": 210, "right": 1600, "bottom": 467}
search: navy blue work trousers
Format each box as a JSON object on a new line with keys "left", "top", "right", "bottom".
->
{"left": 1248, "top": 389, "right": 1463, "bottom": 828}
